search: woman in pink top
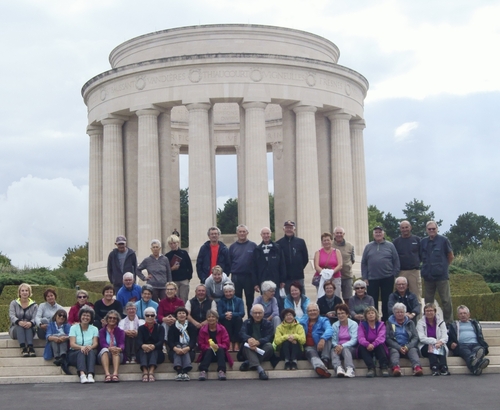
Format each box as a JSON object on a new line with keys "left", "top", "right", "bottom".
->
{"left": 314, "top": 232, "right": 343, "bottom": 297}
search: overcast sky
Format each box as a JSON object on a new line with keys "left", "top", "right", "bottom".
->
{"left": 1, "top": 0, "right": 499, "bottom": 268}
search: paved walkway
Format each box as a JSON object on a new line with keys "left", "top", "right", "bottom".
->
{"left": 0, "top": 375, "right": 499, "bottom": 409}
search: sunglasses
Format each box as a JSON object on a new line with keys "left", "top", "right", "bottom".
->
{"left": 108, "top": 317, "right": 118, "bottom": 321}
{"left": 57, "top": 314, "right": 67, "bottom": 318}
{"left": 145, "top": 314, "right": 156, "bottom": 318}
{"left": 354, "top": 287, "right": 364, "bottom": 290}
{"left": 77, "top": 295, "right": 88, "bottom": 299}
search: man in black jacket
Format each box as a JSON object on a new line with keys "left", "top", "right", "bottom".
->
{"left": 448, "top": 305, "right": 489, "bottom": 375}
{"left": 276, "top": 220, "right": 309, "bottom": 295}
{"left": 252, "top": 227, "right": 286, "bottom": 293}
{"left": 107, "top": 235, "right": 138, "bottom": 294}
{"left": 196, "top": 226, "right": 229, "bottom": 284}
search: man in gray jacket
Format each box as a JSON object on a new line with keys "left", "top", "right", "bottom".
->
{"left": 361, "top": 226, "right": 400, "bottom": 321}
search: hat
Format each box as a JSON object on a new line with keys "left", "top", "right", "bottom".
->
{"left": 115, "top": 235, "right": 127, "bottom": 244}
{"left": 373, "top": 226, "right": 384, "bottom": 231}
{"left": 284, "top": 220, "right": 296, "bottom": 227}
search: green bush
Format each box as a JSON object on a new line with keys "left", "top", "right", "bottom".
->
{"left": 76, "top": 281, "right": 110, "bottom": 295}
{"left": 453, "top": 246, "right": 500, "bottom": 283}
{"left": 451, "top": 293, "right": 500, "bottom": 321}
{"left": 51, "top": 268, "right": 88, "bottom": 289}
{"left": 0, "top": 272, "right": 62, "bottom": 295}
{"left": 0, "top": 285, "right": 100, "bottom": 307}
{"left": 487, "top": 283, "right": 500, "bottom": 293}
{"left": 0, "top": 305, "right": 10, "bottom": 333}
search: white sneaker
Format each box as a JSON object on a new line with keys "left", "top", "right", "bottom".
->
{"left": 345, "top": 367, "right": 355, "bottom": 378}
{"left": 175, "top": 373, "right": 183, "bottom": 381}
{"left": 87, "top": 374, "right": 95, "bottom": 383}
{"left": 80, "top": 374, "right": 88, "bottom": 384}
{"left": 336, "top": 366, "right": 345, "bottom": 378}
{"left": 182, "top": 373, "right": 190, "bottom": 381}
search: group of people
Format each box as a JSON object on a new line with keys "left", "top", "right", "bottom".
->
{"left": 6, "top": 219, "right": 490, "bottom": 382}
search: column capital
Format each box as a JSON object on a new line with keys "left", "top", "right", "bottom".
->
{"left": 241, "top": 101, "right": 267, "bottom": 110}
{"left": 293, "top": 105, "right": 317, "bottom": 114}
{"left": 86, "top": 124, "right": 103, "bottom": 136}
{"left": 350, "top": 119, "right": 366, "bottom": 130}
{"left": 101, "top": 117, "right": 125, "bottom": 126}
{"left": 136, "top": 109, "right": 161, "bottom": 117}
{"left": 326, "top": 111, "right": 351, "bottom": 121}
{"left": 185, "top": 102, "right": 212, "bottom": 111}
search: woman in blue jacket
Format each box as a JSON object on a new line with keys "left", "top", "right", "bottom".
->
{"left": 217, "top": 283, "right": 245, "bottom": 351}
{"left": 284, "top": 281, "right": 310, "bottom": 321}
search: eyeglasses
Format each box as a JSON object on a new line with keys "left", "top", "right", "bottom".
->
{"left": 108, "top": 317, "right": 118, "bottom": 321}
{"left": 77, "top": 295, "right": 88, "bottom": 299}
{"left": 145, "top": 314, "right": 156, "bottom": 318}
{"left": 354, "top": 287, "right": 364, "bottom": 290}
{"left": 427, "top": 228, "right": 436, "bottom": 231}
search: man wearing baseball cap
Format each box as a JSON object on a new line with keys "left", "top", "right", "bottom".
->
{"left": 107, "top": 235, "right": 138, "bottom": 294}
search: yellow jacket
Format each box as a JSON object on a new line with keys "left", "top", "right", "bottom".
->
{"left": 273, "top": 320, "right": 306, "bottom": 350}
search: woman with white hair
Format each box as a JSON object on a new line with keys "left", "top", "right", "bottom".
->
{"left": 118, "top": 302, "right": 144, "bottom": 363}
{"left": 137, "top": 239, "right": 172, "bottom": 302}
{"left": 386, "top": 302, "right": 423, "bottom": 377}
{"left": 217, "top": 283, "right": 245, "bottom": 351}
{"left": 136, "top": 307, "right": 165, "bottom": 382}
{"left": 252, "top": 280, "right": 281, "bottom": 330}
{"left": 348, "top": 279, "right": 374, "bottom": 322}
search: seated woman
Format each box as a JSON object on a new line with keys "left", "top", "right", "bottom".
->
{"left": 68, "top": 289, "right": 95, "bottom": 325}
{"left": 44, "top": 309, "right": 71, "bottom": 366}
{"left": 283, "top": 281, "right": 310, "bottom": 321}
{"left": 417, "top": 303, "right": 449, "bottom": 376}
{"left": 217, "top": 283, "right": 244, "bottom": 351}
{"left": 197, "top": 310, "right": 233, "bottom": 381}
{"left": 331, "top": 303, "right": 358, "bottom": 378}
{"left": 137, "top": 307, "right": 165, "bottom": 382}
{"left": 35, "top": 288, "right": 63, "bottom": 340}
{"left": 135, "top": 285, "right": 159, "bottom": 320}
{"left": 98, "top": 310, "right": 125, "bottom": 383}
{"left": 317, "top": 280, "right": 343, "bottom": 324}
{"left": 93, "top": 285, "right": 124, "bottom": 329}
{"left": 68, "top": 307, "right": 99, "bottom": 384}
{"left": 158, "top": 282, "right": 185, "bottom": 340}
{"left": 386, "top": 302, "right": 423, "bottom": 377}
{"left": 357, "top": 306, "right": 389, "bottom": 377}
{"left": 167, "top": 307, "right": 198, "bottom": 381}
{"left": 274, "top": 308, "right": 305, "bottom": 370}
{"left": 252, "top": 280, "right": 281, "bottom": 330}
{"left": 118, "top": 302, "right": 144, "bottom": 363}
{"left": 348, "top": 280, "right": 374, "bottom": 322}
{"left": 205, "top": 265, "right": 232, "bottom": 302}
{"left": 9, "top": 283, "right": 38, "bottom": 357}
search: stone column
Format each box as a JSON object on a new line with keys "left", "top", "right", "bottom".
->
{"left": 242, "top": 102, "right": 269, "bottom": 243}
{"left": 316, "top": 113, "right": 331, "bottom": 233}
{"left": 275, "top": 107, "right": 297, "bottom": 240}
{"left": 87, "top": 125, "right": 103, "bottom": 267}
{"left": 101, "top": 118, "right": 125, "bottom": 253}
{"left": 158, "top": 109, "right": 180, "bottom": 249}
{"left": 136, "top": 109, "right": 162, "bottom": 259}
{"left": 187, "top": 103, "right": 214, "bottom": 257}
{"left": 351, "top": 120, "right": 369, "bottom": 253}
{"left": 237, "top": 106, "right": 246, "bottom": 225}
{"left": 328, "top": 112, "right": 356, "bottom": 242}
{"left": 294, "top": 105, "right": 321, "bottom": 258}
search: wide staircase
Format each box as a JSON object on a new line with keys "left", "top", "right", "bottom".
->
{"left": 0, "top": 326, "right": 499, "bottom": 384}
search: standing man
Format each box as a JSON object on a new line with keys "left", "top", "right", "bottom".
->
{"left": 276, "top": 220, "right": 309, "bottom": 294}
{"left": 361, "top": 226, "right": 400, "bottom": 321}
{"left": 332, "top": 227, "right": 355, "bottom": 304}
{"left": 196, "top": 226, "right": 229, "bottom": 284}
{"left": 393, "top": 221, "right": 422, "bottom": 297}
{"left": 229, "top": 224, "right": 257, "bottom": 316}
{"left": 107, "top": 235, "right": 138, "bottom": 294}
{"left": 421, "top": 221, "right": 454, "bottom": 323}
{"left": 253, "top": 227, "right": 286, "bottom": 293}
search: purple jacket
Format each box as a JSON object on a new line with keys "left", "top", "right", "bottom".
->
{"left": 99, "top": 326, "right": 126, "bottom": 363}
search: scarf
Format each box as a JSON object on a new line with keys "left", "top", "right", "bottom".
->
{"left": 107, "top": 326, "right": 116, "bottom": 347}
{"left": 175, "top": 320, "right": 190, "bottom": 344}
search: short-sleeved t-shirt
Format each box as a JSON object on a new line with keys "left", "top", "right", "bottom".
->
{"left": 69, "top": 324, "right": 99, "bottom": 347}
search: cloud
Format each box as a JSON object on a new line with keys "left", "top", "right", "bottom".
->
{"left": 0, "top": 176, "right": 88, "bottom": 268}
{"left": 394, "top": 122, "right": 418, "bottom": 142}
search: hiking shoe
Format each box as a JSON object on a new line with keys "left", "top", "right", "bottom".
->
{"left": 431, "top": 366, "right": 440, "bottom": 376}
{"left": 28, "top": 347, "right": 36, "bottom": 357}
{"left": 182, "top": 373, "right": 190, "bottom": 381}
{"left": 440, "top": 366, "right": 450, "bottom": 376}
{"left": 392, "top": 365, "right": 401, "bottom": 377}
{"left": 258, "top": 370, "right": 269, "bottom": 380}
{"left": 381, "top": 367, "right": 389, "bottom": 377}
{"left": 21, "top": 347, "right": 29, "bottom": 357}
{"left": 474, "top": 358, "right": 490, "bottom": 376}
{"left": 218, "top": 370, "right": 226, "bottom": 381}
{"left": 175, "top": 373, "right": 183, "bottom": 381}
{"left": 316, "top": 366, "right": 331, "bottom": 378}
{"left": 470, "top": 347, "right": 485, "bottom": 368}
{"left": 345, "top": 367, "right": 355, "bottom": 378}
{"left": 239, "top": 361, "right": 250, "bottom": 371}
{"left": 336, "top": 366, "right": 345, "bottom": 378}
{"left": 366, "top": 368, "right": 375, "bottom": 378}
{"left": 198, "top": 371, "right": 207, "bottom": 381}
{"left": 413, "top": 365, "right": 423, "bottom": 376}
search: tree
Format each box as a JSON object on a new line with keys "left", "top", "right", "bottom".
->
{"left": 383, "top": 212, "right": 400, "bottom": 241}
{"left": 180, "top": 188, "right": 189, "bottom": 248}
{"left": 269, "top": 193, "right": 275, "bottom": 234}
{"left": 368, "top": 204, "right": 385, "bottom": 233}
{"left": 445, "top": 212, "right": 500, "bottom": 254}
{"left": 0, "top": 251, "right": 12, "bottom": 267}
{"left": 402, "top": 198, "right": 442, "bottom": 238}
{"left": 59, "top": 243, "right": 88, "bottom": 271}
{"left": 217, "top": 198, "right": 238, "bottom": 233}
